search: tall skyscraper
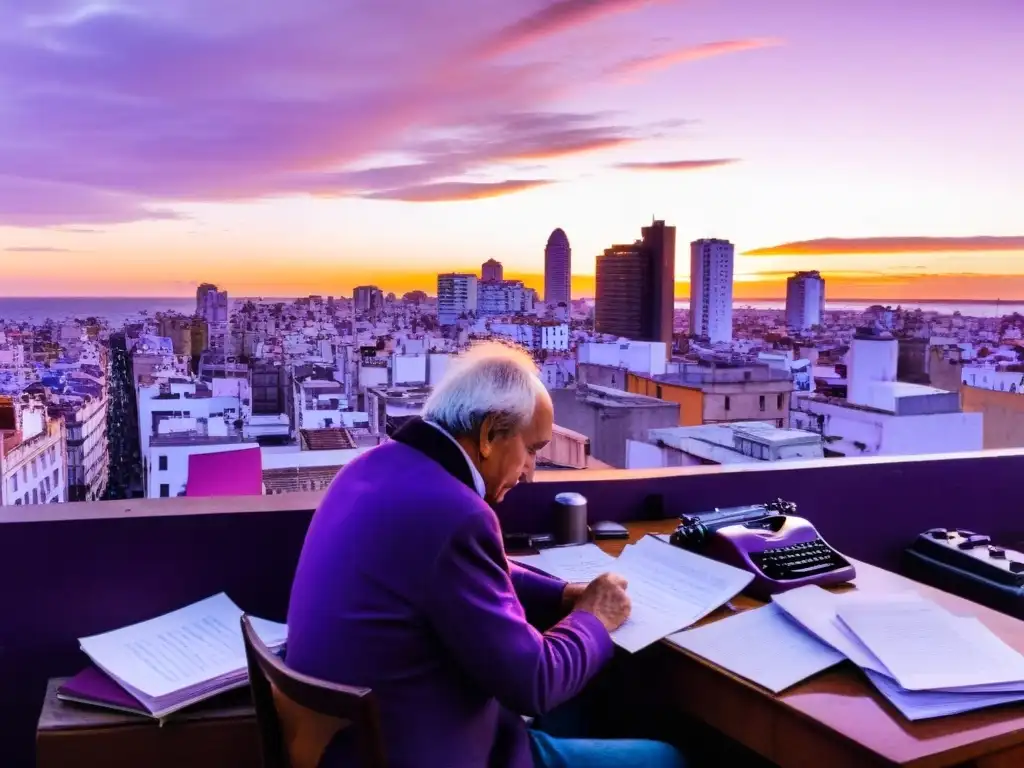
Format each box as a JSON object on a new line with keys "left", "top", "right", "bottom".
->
{"left": 594, "top": 220, "right": 676, "bottom": 348}
{"left": 544, "top": 228, "right": 571, "bottom": 306}
{"left": 481, "top": 259, "right": 503, "bottom": 283}
{"left": 641, "top": 220, "right": 676, "bottom": 346}
{"left": 786, "top": 271, "right": 826, "bottom": 331}
{"left": 437, "top": 273, "right": 478, "bottom": 326}
{"left": 689, "top": 239, "right": 734, "bottom": 344}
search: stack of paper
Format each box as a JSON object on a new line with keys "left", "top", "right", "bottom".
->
{"left": 773, "top": 585, "right": 1024, "bottom": 720}
{"left": 666, "top": 603, "right": 845, "bottom": 693}
{"left": 76, "top": 592, "right": 287, "bottom": 719}
{"left": 514, "top": 536, "right": 753, "bottom": 653}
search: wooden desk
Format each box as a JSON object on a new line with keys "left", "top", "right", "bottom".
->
{"left": 36, "top": 678, "right": 259, "bottom": 768}
{"left": 601, "top": 521, "right": 1024, "bottom": 768}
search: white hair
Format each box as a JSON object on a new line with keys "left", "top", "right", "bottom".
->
{"left": 422, "top": 343, "right": 550, "bottom": 440}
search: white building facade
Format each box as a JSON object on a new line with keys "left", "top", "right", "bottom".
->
{"left": 437, "top": 273, "right": 478, "bottom": 326}
{"left": 689, "top": 239, "right": 734, "bottom": 344}
{"left": 477, "top": 280, "right": 535, "bottom": 316}
{"left": 785, "top": 271, "right": 825, "bottom": 331}
{"left": 1, "top": 406, "right": 67, "bottom": 507}
{"left": 791, "top": 331, "right": 983, "bottom": 457}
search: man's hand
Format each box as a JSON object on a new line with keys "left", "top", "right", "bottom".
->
{"left": 574, "top": 573, "right": 631, "bottom": 632}
{"left": 561, "top": 582, "right": 587, "bottom": 610}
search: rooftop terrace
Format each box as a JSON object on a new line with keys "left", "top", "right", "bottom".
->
{"left": 5, "top": 449, "right": 1024, "bottom": 766}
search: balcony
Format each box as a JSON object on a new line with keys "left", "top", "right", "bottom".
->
{"left": 5, "top": 449, "right": 1024, "bottom": 766}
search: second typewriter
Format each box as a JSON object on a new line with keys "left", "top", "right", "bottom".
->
{"left": 668, "top": 499, "right": 856, "bottom": 598}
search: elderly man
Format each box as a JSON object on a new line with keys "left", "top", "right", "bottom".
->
{"left": 286, "top": 344, "right": 685, "bottom": 768}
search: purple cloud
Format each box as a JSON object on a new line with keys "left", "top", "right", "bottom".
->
{"left": 4, "top": 246, "right": 77, "bottom": 253}
{"left": 0, "top": 0, "right": 701, "bottom": 225}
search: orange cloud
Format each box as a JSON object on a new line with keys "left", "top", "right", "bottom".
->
{"left": 363, "top": 179, "right": 553, "bottom": 202}
{"left": 616, "top": 158, "right": 739, "bottom": 171}
{"left": 478, "top": 0, "right": 661, "bottom": 59}
{"left": 744, "top": 236, "right": 1024, "bottom": 256}
{"left": 609, "top": 37, "right": 783, "bottom": 78}
{"left": 500, "top": 136, "right": 637, "bottom": 161}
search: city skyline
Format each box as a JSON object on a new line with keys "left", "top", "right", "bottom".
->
{"left": 1, "top": 1, "right": 1021, "bottom": 300}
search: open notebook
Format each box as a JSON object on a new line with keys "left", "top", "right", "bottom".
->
{"left": 65, "top": 593, "right": 287, "bottom": 720}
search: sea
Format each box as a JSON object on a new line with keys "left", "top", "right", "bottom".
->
{"left": 1, "top": 296, "right": 1023, "bottom": 326}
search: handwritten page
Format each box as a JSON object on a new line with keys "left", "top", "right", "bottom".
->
{"left": 80, "top": 593, "right": 258, "bottom": 698}
{"left": 836, "top": 597, "right": 1024, "bottom": 691}
{"left": 509, "top": 544, "right": 617, "bottom": 583}
{"left": 667, "top": 603, "right": 844, "bottom": 692}
{"left": 609, "top": 536, "right": 753, "bottom": 653}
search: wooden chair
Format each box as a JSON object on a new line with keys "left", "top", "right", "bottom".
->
{"left": 241, "top": 615, "right": 387, "bottom": 768}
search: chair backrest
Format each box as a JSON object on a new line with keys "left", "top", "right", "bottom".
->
{"left": 241, "top": 615, "right": 387, "bottom": 768}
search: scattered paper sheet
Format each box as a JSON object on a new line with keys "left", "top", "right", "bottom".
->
{"left": 667, "top": 603, "right": 844, "bottom": 693}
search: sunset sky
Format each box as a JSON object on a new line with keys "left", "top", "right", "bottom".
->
{"left": 0, "top": 0, "right": 1021, "bottom": 300}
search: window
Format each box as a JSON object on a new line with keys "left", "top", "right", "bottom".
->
{"left": 777, "top": 394, "right": 785, "bottom": 409}
{"left": 724, "top": 396, "right": 731, "bottom": 411}
{"left": 11, "top": 475, "right": 17, "bottom": 493}
{"left": 158, "top": 455, "right": 168, "bottom": 471}
{"left": 656, "top": 385, "right": 663, "bottom": 399}
{"left": 32, "top": 489, "right": 38, "bottom": 504}
{"left": 160, "top": 484, "right": 170, "bottom": 498}
{"left": 759, "top": 395, "right": 766, "bottom": 412}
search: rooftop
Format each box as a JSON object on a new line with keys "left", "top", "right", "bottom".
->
{"left": 576, "top": 383, "right": 677, "bottom": 409}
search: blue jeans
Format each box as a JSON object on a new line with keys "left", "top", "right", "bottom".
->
{"left": 529, "top": 729, "right": 687, "bottom": 768}
{"left": 527, "top": 695, "right": 686, "bottom": 768}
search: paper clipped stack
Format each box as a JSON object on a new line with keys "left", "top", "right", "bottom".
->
{"left": 76, "top": 592, "right": 288, "bottom": 719}
{"left": 773, "top": 586, "right": 1024, "bottom": 720}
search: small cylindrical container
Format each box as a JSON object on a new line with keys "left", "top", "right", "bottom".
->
{"left": 553, "top": 492, "right": 589, "bottom": 545}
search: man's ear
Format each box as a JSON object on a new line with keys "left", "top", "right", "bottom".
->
{"left": 478, "top": 415, "right": 496, "bottom": 460}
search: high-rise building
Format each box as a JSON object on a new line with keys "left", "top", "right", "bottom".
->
{"left": 437, "top": 273, "right": 478, "bottom": 326}
{"left": 785, "top": 271, "right": 826, "bottom": 331}
{"left": 481, "top": 259, "right": 503, "bottom": 283}
{"left": 353, "top": 285, "right": 384, "bottom": 314}
{"left": 544, "top": 228, "right": 571, "bottom": 306}
{"left": 641, "top": 220, "right": 676, "bottom": 346}
{"left": 595, "top": 244, "right": 650, "bottom": 340}
{"left": 689, "top": 239, "right": 734, "bottom": 344}
{"left": 594, "top": 220, "right": 677, "bottom": 348}
{"left": 195, "top": 283, "right": 228, "bottom": 352}
{"left": 478, "top": 280, "right": 534, "bottom": 316}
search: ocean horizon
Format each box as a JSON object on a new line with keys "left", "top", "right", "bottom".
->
{"left": 1, "top": 296, "right": 1024, "bottom": 324}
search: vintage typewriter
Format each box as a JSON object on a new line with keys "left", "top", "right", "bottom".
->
{"left": 668, "top": 499, "right": 856, "bottom": 598}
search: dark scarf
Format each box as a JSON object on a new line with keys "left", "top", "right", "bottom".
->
{"left": 391, "top": 417, "right": 477, "bottom": 494}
